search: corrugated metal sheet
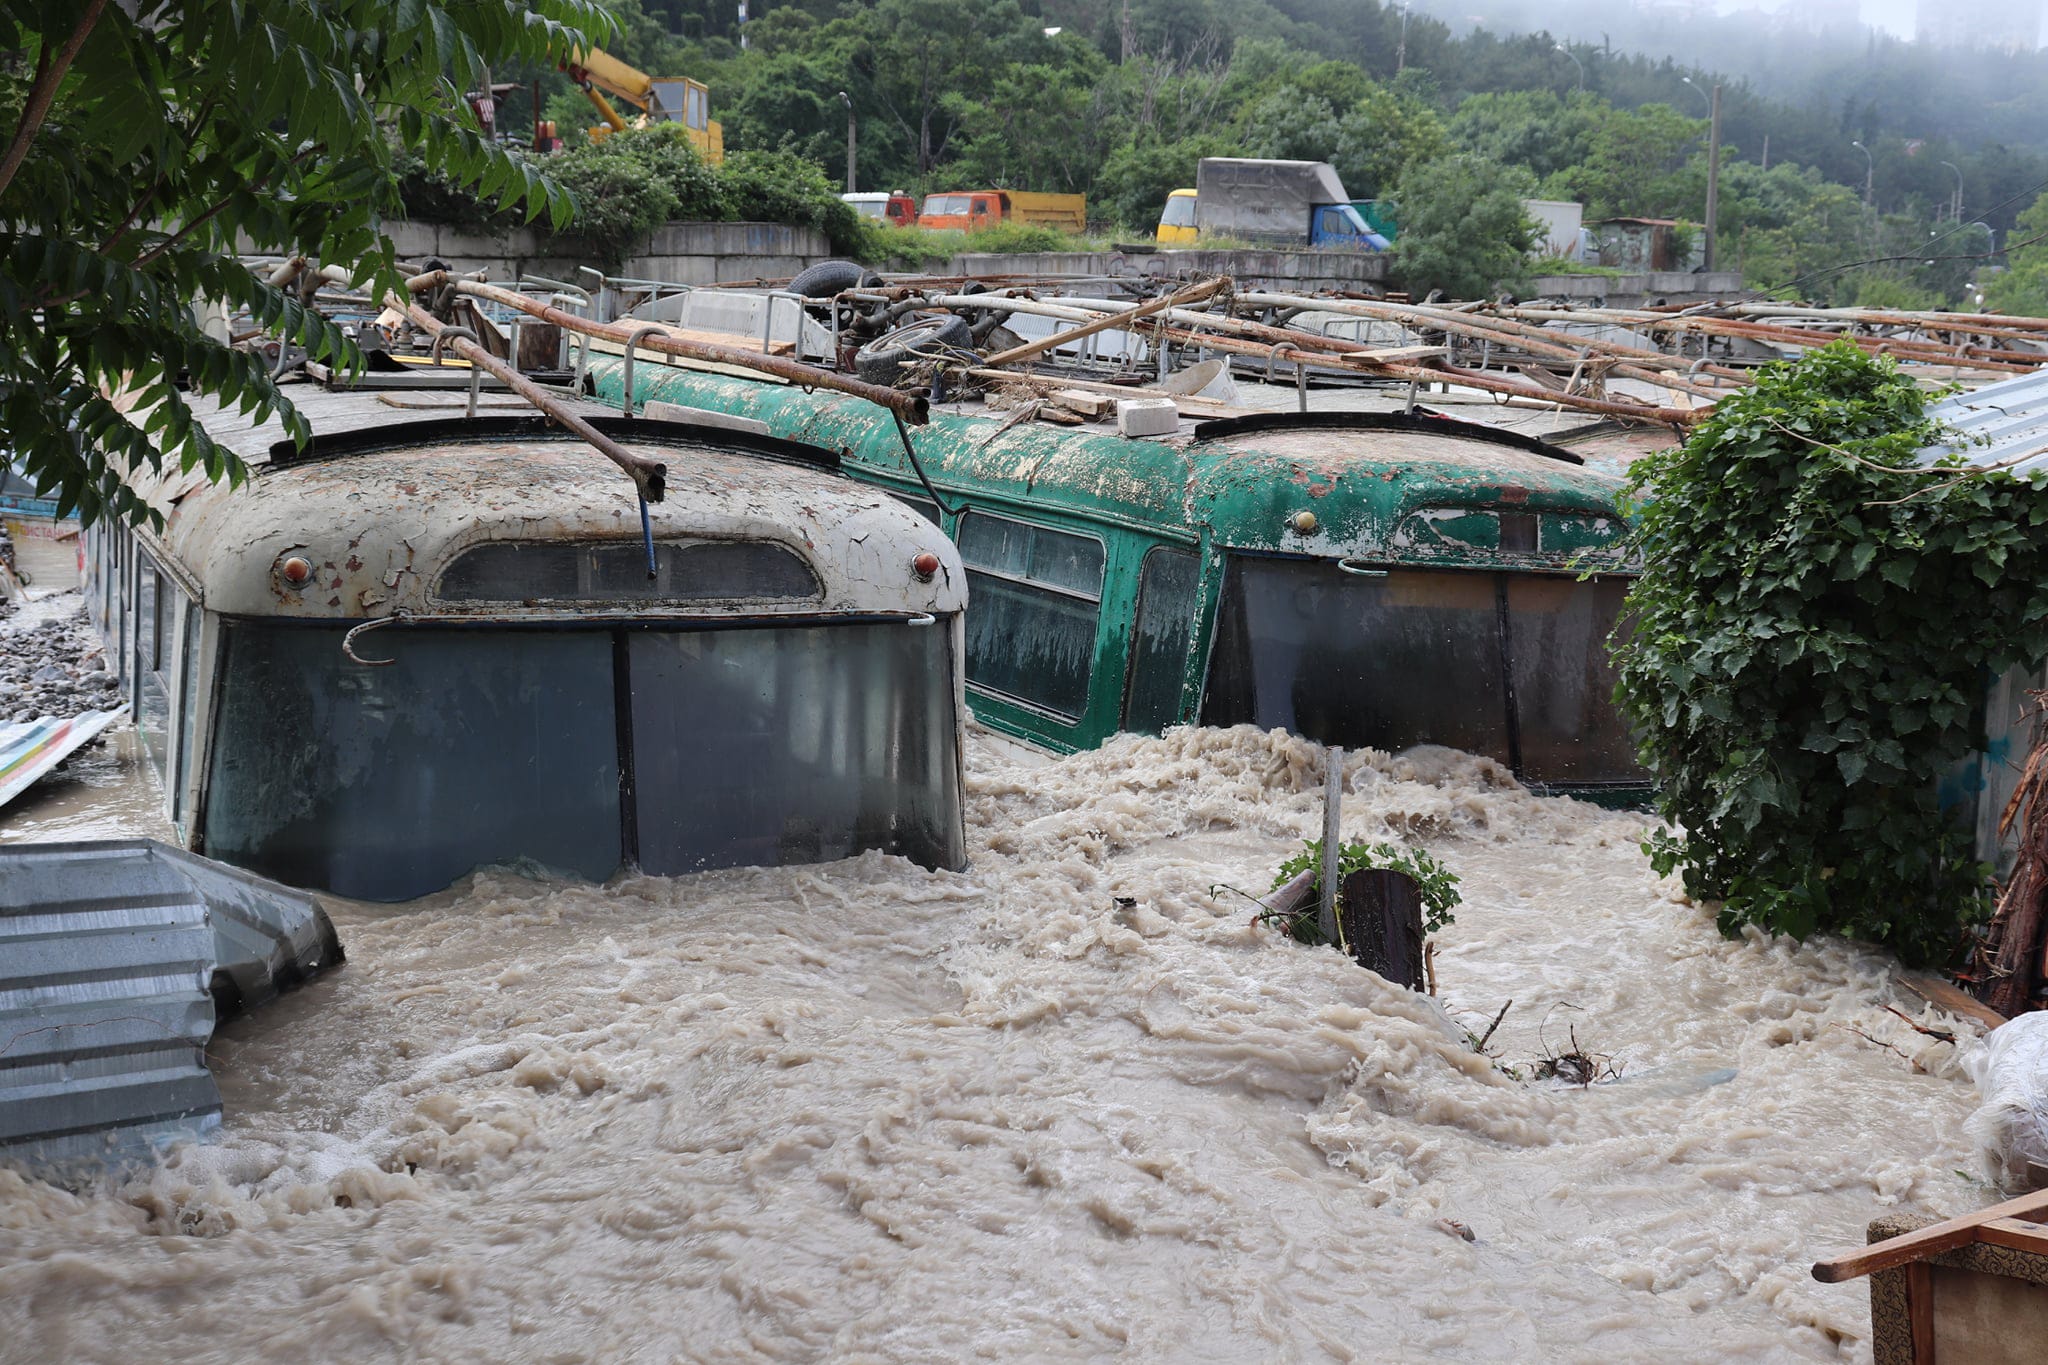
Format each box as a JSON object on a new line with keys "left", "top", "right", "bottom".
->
{"left": 0, "top": 843, "right": 220, "bottom": 1175}
{"left": 0, "top": 841, "right": 343, "bottom": 1179}
{"left": 1918, "top": 370, "right": 2048, "bottom": 474}
{"left": 155, "top": 842, "right": 344, "bottom": 1013}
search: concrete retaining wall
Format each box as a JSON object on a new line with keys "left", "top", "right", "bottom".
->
{"left": 1527, "top": 271, "right": 1746, "bottom": 308}
{"left": 383, "top": 220, "right": 833, "bottom": 286}
{"left": 369, "top": 221, "right": 1739, "bottom": 306}
{"left": 947, "top": 248, "right": 1390, "bottom": 292}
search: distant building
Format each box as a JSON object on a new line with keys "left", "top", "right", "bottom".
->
{"left": 1916, "top": 0, "right": 2042, "bottom": 51}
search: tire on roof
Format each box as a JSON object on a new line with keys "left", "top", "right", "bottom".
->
{"left": 788, "top": 259, "right": 883, "bottom": 299}
{"left": 854, "top": 313, "right": 976, "bottom": 386}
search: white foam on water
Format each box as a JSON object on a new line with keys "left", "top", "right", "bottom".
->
{"left": 0, "top": 726, "right": 1991, "bottom": 1362}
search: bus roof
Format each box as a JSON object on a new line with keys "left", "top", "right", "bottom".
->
{"left": 123, "top": 387, "right": 964, "bottom": 620}
{"left": 584, "top": 365, "right": 1634, "bottom": 573}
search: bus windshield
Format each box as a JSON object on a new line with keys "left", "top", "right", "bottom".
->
{"left": 204, "top": 620, "right": 964, "bottom": 900}
{"left": 1199, "top": 558, "right": 1642, "bottom": 785}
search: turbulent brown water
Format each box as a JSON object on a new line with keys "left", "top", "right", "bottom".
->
{"left": 0, "top": 726, "right": 1991, "bottom": 1362}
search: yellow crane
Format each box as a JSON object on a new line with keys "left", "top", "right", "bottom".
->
{"left": 559, "top": 47, "right": 723, "bottom": 162}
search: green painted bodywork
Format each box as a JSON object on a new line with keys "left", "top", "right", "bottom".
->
{"left": 589, "top": 359, "right": 1639, "bottom": 774}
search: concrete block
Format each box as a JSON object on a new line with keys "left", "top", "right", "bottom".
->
{"left": 641, "top": 400, "right": 772, "bottom": 436}
{"left": 1117, "top": 397, "right": 1179, "bottom": 437}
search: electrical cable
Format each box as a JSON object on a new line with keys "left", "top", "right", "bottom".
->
{"left": 893, "top": 409, "right": 967, "bottom": 517}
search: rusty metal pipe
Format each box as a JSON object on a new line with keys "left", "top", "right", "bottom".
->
{"left": 1108, "top": 315, "right": 1711, "bottom": 423}
{"left": 620, "top": 325, "right": 667, "bottom": 416}
{"left": 445, "top": 279, "right": 929, "bottom": 425}
{"left": 1235, "top": 292, "right": 1734, "bottom": 393}
{"left": 400, "top": 301, "right": 668, "bottom": 503}
{"left": 980, "top": 278, "right": 1230, "bottom": 368}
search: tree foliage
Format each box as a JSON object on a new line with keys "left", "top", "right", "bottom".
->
{"left": 1985, "top": 195, "right": 2048, "bottom": 317}
{"left": 1612, "top": 343, "right": 2048, "bottom": 965}
{"left": 0, "top": 0, "right": 605, "bottom": 526}
{"left": 400, "top": 126, "right": 865, "bottom": 267}
{"left": 1387, "top": 156, "right": 1536, "bottom": 299}
{"left": 597, "top": 0, "right": 2030, "bottom": 306}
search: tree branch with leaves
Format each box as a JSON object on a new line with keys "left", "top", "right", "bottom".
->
{"left": 0, "top": 0, "right": 608, "bottom": 527}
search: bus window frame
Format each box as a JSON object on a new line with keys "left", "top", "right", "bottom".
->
{"left": 1120, "top": 544, "right": 1201, "bottom": 735}
{"left": 955, "top": 509, "right": 1107, "bottom": 726}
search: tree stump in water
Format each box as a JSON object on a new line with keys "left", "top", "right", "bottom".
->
{"left": 1338, "top": 868, "right": 1426, "bottom": 991}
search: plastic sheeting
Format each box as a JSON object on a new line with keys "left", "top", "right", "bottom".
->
{"left": 1967, "top": 1011, "right": 2048, "bottom": 1191}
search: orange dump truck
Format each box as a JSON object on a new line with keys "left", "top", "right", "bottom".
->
{"left": 916, "top": 189, "right": 1086, "bottom": 234}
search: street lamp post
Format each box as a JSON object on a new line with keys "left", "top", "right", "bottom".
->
{"left": 1554, "top": 43, "right": 1584, "bottom": 93}
{"left": 1396, "top": 3, "right": 1410, "bottom": 73}
{"left": 1940, "top": 160, "right": 1963, "bottom": 223}
{"left": 1681, "top": 78, "right": 1722, "bottom": 272}
{"left": 1851, "top": 140, "right": 1874, "bottom": 208}
{"left": 838, "top": 91, "right": 855, "bottom": 194}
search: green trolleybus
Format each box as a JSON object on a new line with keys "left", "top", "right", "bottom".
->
{"left": 589, "top": 363, "right": 1644, "bottom": 798}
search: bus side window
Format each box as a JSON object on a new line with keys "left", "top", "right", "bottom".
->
{"left": 137, "top": 558, "right": 172, "bottom": 781}
{"left": 956, "top": 512, "right": 1103, "bottom": 720}
{"left": 1121, "top": 547, "right": 1199, "bottom": 735}
{"left": 171, "top": 598, "right": 202, "bottom": 822}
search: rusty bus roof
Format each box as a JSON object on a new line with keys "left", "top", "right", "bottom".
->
{"left": 585, "top": 362, "right": 1635, "bottom": 572}
{"left": 122, "top": 388, "right": 965, "bottom": 621}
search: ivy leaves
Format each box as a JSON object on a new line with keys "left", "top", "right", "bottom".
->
{"left": 0, "top": 0, "right": 605, "bottom": 526}
{"left": 1270, "top": 838, "right": 1462, "bottom": 938}
{"left": 1613, "top": 342, "right": 2048, "bottom": 965}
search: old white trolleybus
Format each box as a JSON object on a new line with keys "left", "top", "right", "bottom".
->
{"left": 80, "top": 387, "right": 967, "bottom": 901}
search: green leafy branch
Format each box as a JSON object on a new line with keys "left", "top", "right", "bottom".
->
{"left": 1263, "top": 837, "right": 1462, "bottom": 944}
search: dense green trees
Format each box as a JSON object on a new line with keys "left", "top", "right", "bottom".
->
{"left": 1985, "top": 198, "right": 2048, "bottom": 317}
{"left": 561, "top": 0, "right": 2035, "bottom": 307}
{"left": 1388, "top": 157, "right": 1536, "bottom": 300}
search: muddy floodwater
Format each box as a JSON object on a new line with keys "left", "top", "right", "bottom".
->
{"left": 0, "top": 726, "right": 1991, "bottom": 1362}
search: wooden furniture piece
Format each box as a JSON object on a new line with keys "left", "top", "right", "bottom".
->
{"left": 1814, "top": 1189, "right": 2048, "bottom": 1364}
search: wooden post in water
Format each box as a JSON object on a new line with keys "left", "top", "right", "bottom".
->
{"left": 1319, "top": 746, "right": 1343, "bottom": 946}
{"left": 1338, "top": 869, "right": 1426, "bottom": 991}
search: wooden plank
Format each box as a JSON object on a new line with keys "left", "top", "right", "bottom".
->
{"left": 1336, "top": 345, "right": 1446, "bottom": 364}
{"left": 1906, "top": 1261, "right": 1935, "bottom": 1364}
{"left": 1048, "top": 389, "right": 1116, "bottom": 418}
{"left": 1894, "top": 972, "right": 2009, "bottom": 1032}
{"left": 1813, "top": 1189, "right": 2048, "bottom": 1283}
{"left": 1974, "top": 1217, "right": 2048, "bottom": 1255}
